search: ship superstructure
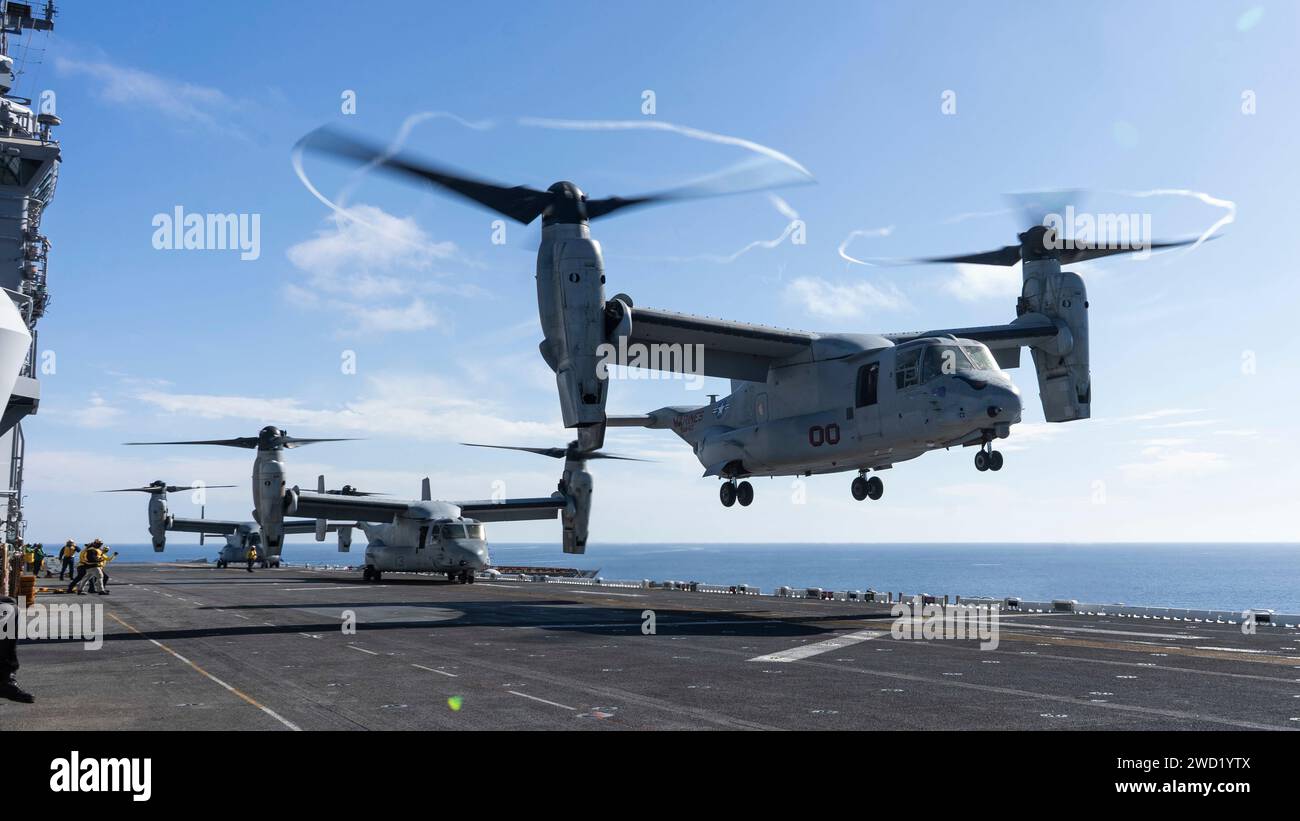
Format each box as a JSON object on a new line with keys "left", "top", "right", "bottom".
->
{"left": 0, "top": 1, "right": 57, "bottom": 543}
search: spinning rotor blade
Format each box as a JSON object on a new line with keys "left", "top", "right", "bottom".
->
{"left": 125, "top": 437, "right": 261, "bottom": 449}
{"left": 280, "top": 437, "right": 358, "bottom": 449}
{"left": 299, "top": 128, "right": 813, "bottom": 227}
{"left": 461, "top": 442, "right": 649, "bottom": 462}
{"left": 299, "top": 127, "right": 553, "bottom": 224}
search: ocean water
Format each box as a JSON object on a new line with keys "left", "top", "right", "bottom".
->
{"left": 68, "top": 541, "right": 1300, "bottom": 613}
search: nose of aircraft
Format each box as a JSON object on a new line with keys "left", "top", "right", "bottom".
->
{"left": 985, "top": 383, "right": 1022, "bottom": 422}
{"left": 450, "top": 539, "right": 490, "bottom": 571}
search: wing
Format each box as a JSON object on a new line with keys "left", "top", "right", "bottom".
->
{"left": 281, "top": 519, "right": 351, "bottom": 535}
{"left": 288, "top": 491, "right": 411, "bottom": 523}
{"left": 619, "top": 306, "right": 818, "bottom": 381}
{"left": 168, "top": 517, "right": 243, "bottom": 536}
{"left": 884, "top": 316, "right": 1060, "bottom": 369}
{"left": 455, "top": 495, "right": 566, "bottom": 523}
{"left": 884, "top": 316, "right": 1058, "bottom": 348}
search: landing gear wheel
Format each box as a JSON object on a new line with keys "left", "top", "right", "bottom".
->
{"left": 866, "top": 476, "right": 884, "bottom": 500}
{"left": 974, "top": 450, "right": 990, "bottom": 472}
{"left": 736, "top": 481, "right": 754, "bottom": 507}
{"left": 465, "top": 572, "right": 476, "bottom": 584}
{"left": 720, "top": 482, "right": 737, "bottom": 507}
{"left": 363, "top": 565, "right": 380, "bottom": 582}
{"left": 447, "top": 572, "right": 458, "bottom": 583}
{"left": 851, "top": 476, "right": 868, "bottom": 501}
{"left": 989, "top": 450, "right": 1004, "bottom": 471}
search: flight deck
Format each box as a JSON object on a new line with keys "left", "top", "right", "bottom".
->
{"left": 4, "top": 563, "right": 1299, "bottom": 731}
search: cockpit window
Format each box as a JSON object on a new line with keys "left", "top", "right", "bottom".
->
{"left": 919, "top": 343, "right": 999, "bottom": 382}
{"left": 440, "top": 524, "right": 467, "bottom": 540}
{"left": 961, "top": 345, "right": 998, "bottom": 371}
{"left": 464, "top": 524, "right": 484, "bottom": 540}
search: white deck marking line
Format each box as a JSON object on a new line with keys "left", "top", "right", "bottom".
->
{"left": 749, "top": 629, "right": 887, "bottom": 662}
{"left": 561, "top": 589, "right": 644, "bottom": 598}
{"left": 107, "top": 613, "right": 301, "bottom": 731}
{"left": 1001, "top": 622, "right": 1201, "bottom": 640}
{"left": 412, "top": 663, "right": 458, "bottom": 678}
{"left": 281, "top": 585, "right": 371, "bottom": 591}
{"left": 347, "top": 645, "right": 379, "bottom": 656}
{"left": 508, "top": 690, "right": 576, "bottom": 710}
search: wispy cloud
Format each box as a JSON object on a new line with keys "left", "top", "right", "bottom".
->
{"left": 1118, "top": 445, "right": 1227, "bottom": 483}
{"left": 55, "top": 56, "right": 246, "bottom": 136}
{"left": 943, "top": 260, "right": 1022, "bottom": 302}
{"left": 133, "top": 373, "right": 562, "bottom": 444}
{"left": 783, "top": 277, "right": 908, "bottom": 320}
{"left": 47, "top": 394, "right": 123, "bottom": 430}
{"left": 285, "top": 203, "right": 471, "bottom": 334}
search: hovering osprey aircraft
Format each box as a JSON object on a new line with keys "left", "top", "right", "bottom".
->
{"left": 604, "top": 217, "right": 1203, "bottom": 505}
{"left": 297, "top": 128, "right": 811, "bottom": 454}
{"left": 125, "top": 426, "right": 607, "bottom": 577}
{"left": 102, "top": 479, "right": 358, "bottom": 567}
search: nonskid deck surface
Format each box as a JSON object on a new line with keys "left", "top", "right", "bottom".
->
{"left": 5, "top": 564, "right": 1299, "bottom": 731}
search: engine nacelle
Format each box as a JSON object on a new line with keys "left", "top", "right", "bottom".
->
{"left": 537, "top": 224, "right": 609, "bottom": 450}
{"left": 147, "top": 494, "right": 169, "bottom": 552}
{"left": 1020, "top": 264, "right": 1090, "bottom": 422}
{"left": 559, "top": 461, "right": 593, "bottom": 555}
{"left": 337, "top": 526, "right": 352, "bottom": 553}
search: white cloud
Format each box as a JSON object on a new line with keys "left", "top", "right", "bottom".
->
{"left": 285, "top": 204, "right": 464, "bottom": 334}
{"left": 943, "top": 261, "right": 1022, "bottom": 302}
{"left": 48, "top": 394, "right": 123, "bottom": 429}
{"left": 133, "top": 372, "right": 562, "bottom": 444}
{"left": 55, "top": 56, "right": 245, "bottom": 134}
{"left": 783, "top": 277, "right": 908, "bottom": 320}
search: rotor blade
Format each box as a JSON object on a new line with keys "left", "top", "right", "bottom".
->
{"left": 460, "top": 442, "right": 650, "bottom": 462}
{"left": 166, "top": 484, "right": 238, "bottom": 493}
{"left": 281, "top": 437, "right": 362, "bottom": 449}
{"left": 586, "top": 156, "right": 815, "bottom": 221}
{"left": 1058, "top": 236, "right": 1207, "bottom": 264}
{"left": 298, "top": 127, "right": 553, "bottom": 225}
{"left": 462, "top": 443, "right": 566, "bottom": 459}
{"left": 99, "top": 487, "right": 167, "bottom": 494}
{"left": 904, "top": 245, "right": 1023, "bottom": 267}
{"left": 124, "top": 438, "right": 260, "bottom": 449}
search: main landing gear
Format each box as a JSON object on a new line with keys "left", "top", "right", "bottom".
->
{"left": 448, "top": 570, "right": 475, "bottom": 584}
{"left": 362, "top": 565, "right": 382, "bottom": 582}
{"left": 974, "top": 443, "right": 1004, "bottom": 472}
{"left": 719, "top": 479, "right": 754, "bottom": 508}
{"left": 851, "top": 473, "right": 884, "bottom": 501}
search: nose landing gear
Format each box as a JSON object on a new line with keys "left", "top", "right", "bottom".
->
{"left": 851, "top": 473, "right": 884, "bottom": 501}
{"left": 719, "top": 479, "right": 754, "bottom": 507}
{"left": 974, "top": 444, "right": 1004, "bottom": 472}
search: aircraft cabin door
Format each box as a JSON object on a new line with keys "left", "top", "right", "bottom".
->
{"left": 854, "top": 362, "right": 882, "bottom": 441}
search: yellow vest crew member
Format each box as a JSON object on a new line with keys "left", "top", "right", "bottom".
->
{"left": 58, "top": 540, "right": 76, "bottom": 580}
{"left": 246, "top": 546, "right": 258, "bottom": 573}
{"left": 74, "top": 540, "right": 109, "bottom": 596}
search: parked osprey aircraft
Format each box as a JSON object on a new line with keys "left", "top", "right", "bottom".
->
{"left": 125, "top": 426, "right": 604, "bottom": 575}
{"left": 102, "top": 479, "right": 357, "bottom": 568}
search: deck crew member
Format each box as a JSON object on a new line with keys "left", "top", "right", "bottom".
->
{"left": 58, "top": 540, "right": 76, "bottom": 580}
{"left": 74, "top": 540, "right": 109, "bottom": 596}
{"left": 246, "top": 545, "right": 259, "bottom": 573}
{"left": 0, "top": 594, "right": 34, "bottom": 703}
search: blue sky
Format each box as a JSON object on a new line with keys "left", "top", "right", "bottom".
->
{"left": 19, "top": 0, "right": 1299, "bottom": 547}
